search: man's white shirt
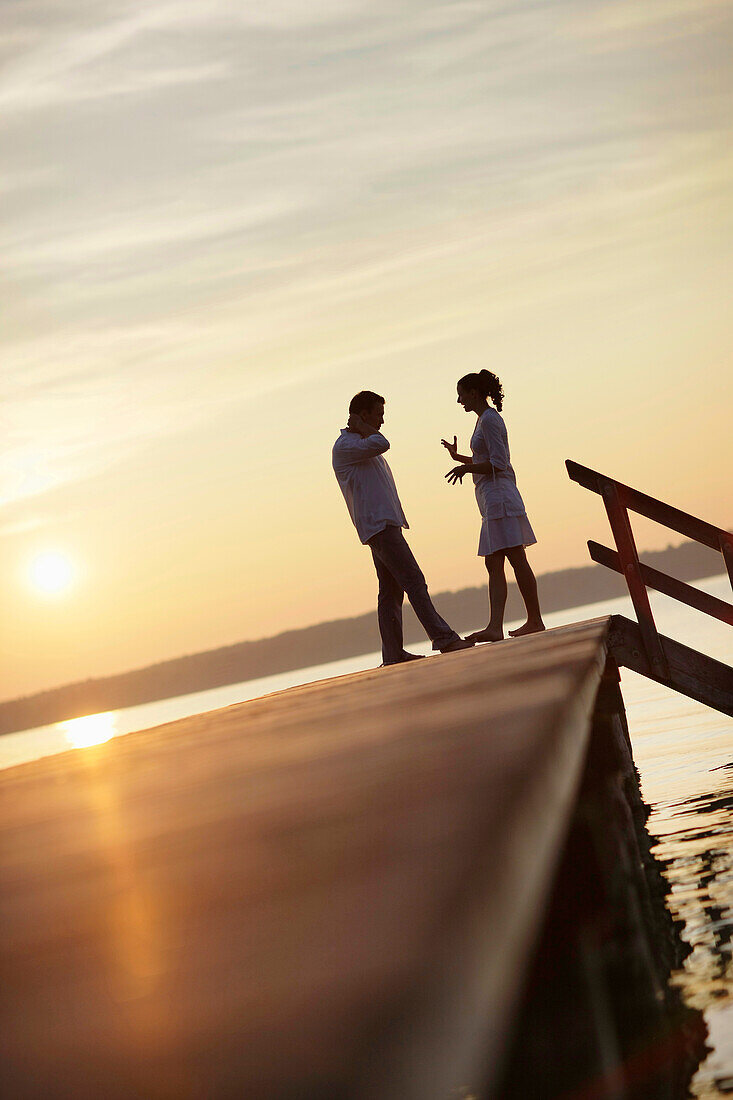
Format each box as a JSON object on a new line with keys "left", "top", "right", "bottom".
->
{"left": 332, "top": 429, "right": 409, "bottom": 544}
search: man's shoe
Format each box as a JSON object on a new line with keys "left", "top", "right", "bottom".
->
{"left": 439, "top": 638, "right": 475, "bottom": 654}
{"left": 381, "top": 651, "right": 427, "bottom": 666}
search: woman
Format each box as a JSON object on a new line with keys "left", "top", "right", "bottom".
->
{"left": 442, "top": 369, "right": 544, "bottom": 641}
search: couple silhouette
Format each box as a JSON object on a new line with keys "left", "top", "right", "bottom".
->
{"left": 332, "top": 370, "right": 545, "bottom": 666}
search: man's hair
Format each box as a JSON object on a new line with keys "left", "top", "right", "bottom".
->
{"left": 349, "top": 390, "right": 384, "bottom": 416}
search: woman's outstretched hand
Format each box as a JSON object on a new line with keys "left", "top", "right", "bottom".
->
{"left": 445, "top": 465, "right": 469, "bottom": 485}
{"left": 441, "top": 435, "right": 459, "bottom": 461}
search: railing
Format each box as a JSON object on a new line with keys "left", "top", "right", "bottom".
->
{"left": 566, "top": 461, "right": 733, "bottom": 685}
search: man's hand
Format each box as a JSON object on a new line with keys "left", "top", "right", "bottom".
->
{"left": 445, "top": 464, "right": 469, "bottom": 485}
{"left": 347, "top": 413, "right": 373, "bottom": 438}
{"left": 441, "top": 435, "right": 459, "bottom": 461}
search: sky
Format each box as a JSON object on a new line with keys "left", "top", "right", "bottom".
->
{"left": 2, "top": 0, "right": 732, "bottom": 700}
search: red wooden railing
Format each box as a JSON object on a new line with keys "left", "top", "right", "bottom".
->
{"left": 566, "top": 460, "right": 733, "bottom": 684}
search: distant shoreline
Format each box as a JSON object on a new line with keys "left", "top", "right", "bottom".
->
{"left": 1, "top": 540, "right": 725, "bottom": 737}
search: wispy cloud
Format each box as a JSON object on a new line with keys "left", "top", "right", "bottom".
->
{"left": 4, "top": 194, "right": 305, "bottom": 266}
{"left": 565, "top": 0, "right": 731, "bottom": 44}
{"left": 1, "top": 0, "right": 731, "bottom": 513}
{"left": 0, "top": 4, "right": 168, "bottom": 109}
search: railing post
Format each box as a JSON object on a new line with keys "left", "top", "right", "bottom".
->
{"left": 601, "top": 481, "right": 669, "bottom": 680}
{"left": 720, "top": 533, "right": 733, "bottom": 597}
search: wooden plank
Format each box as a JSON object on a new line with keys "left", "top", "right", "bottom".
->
{"left": 588, "top": 541, "right": 733, "bottom": 626}
{"left": 599, "top": 481, "right": 669, "bottom": 679}
{"left": 608, "top": 615, "right": 733, "bottom": 717}
{"left": 566, "top": 460, "right": 731, "bottom": 552}
{"left": 0, "top": 620, "right": 612, "bottom": 1100}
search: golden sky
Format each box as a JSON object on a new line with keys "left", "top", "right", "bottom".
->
{"left": 2, "top": 0, "right": 732, "bottom": 699}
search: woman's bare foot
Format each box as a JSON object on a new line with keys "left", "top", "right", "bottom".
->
{"left": 508, "top": 620, "right": 546, "bottom": 638}
{"left": 465, "top": 627, "right": 504, "bottom": 643}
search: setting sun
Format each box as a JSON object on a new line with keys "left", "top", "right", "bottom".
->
{"left": 61, "top": 712, "right": 117, "bottom": 749}
{"left": 28, "top": 551, "right": 75, "bottom": 596}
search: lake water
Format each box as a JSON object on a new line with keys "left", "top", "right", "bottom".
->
{"left": 2, "top": 575, "right": 732, "bottom": 1096}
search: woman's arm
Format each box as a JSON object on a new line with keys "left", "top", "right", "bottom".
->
{"left": 445, "top": 458, "right": 495, "bottom": 485}
{"left": 480, "top": 415, "right": 509, "bottom": 472}
{"left": 440, "top": 435, "right": 473, "bottom": 464}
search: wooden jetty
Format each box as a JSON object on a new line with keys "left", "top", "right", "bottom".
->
{"left": 1, "top": 466, "right": 729, "bottom": 1098}
{"left": 0, "top": 619, "right": 706, "bottom": 1099}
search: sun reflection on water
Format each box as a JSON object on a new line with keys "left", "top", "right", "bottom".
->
{"left": 61, "top": 711, "right": 118, "bottom": 749}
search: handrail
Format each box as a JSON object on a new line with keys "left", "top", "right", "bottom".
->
{"left": 566, "top": 461, "right": 733, "bottom": 559}
{"left": 566, "top": 460, "right": 733, "bottom": 683}
{"left": 588, "top": 542, "right": 733, "bottom": 627}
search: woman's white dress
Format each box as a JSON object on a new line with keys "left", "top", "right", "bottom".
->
{"left": 470, "top": 408, "right": 536, "bottom": 556}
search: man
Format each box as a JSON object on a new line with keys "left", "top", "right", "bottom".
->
{"left": 332, "top": 390, "right": 473, "bottom": 665}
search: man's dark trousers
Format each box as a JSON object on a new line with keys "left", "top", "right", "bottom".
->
{"left": 368, "top": 524, "right": 459, "bottom": 664}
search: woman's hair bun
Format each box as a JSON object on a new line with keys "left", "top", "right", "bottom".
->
{"left": 481, "top": 370, "right": 504, "bottom": 411}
